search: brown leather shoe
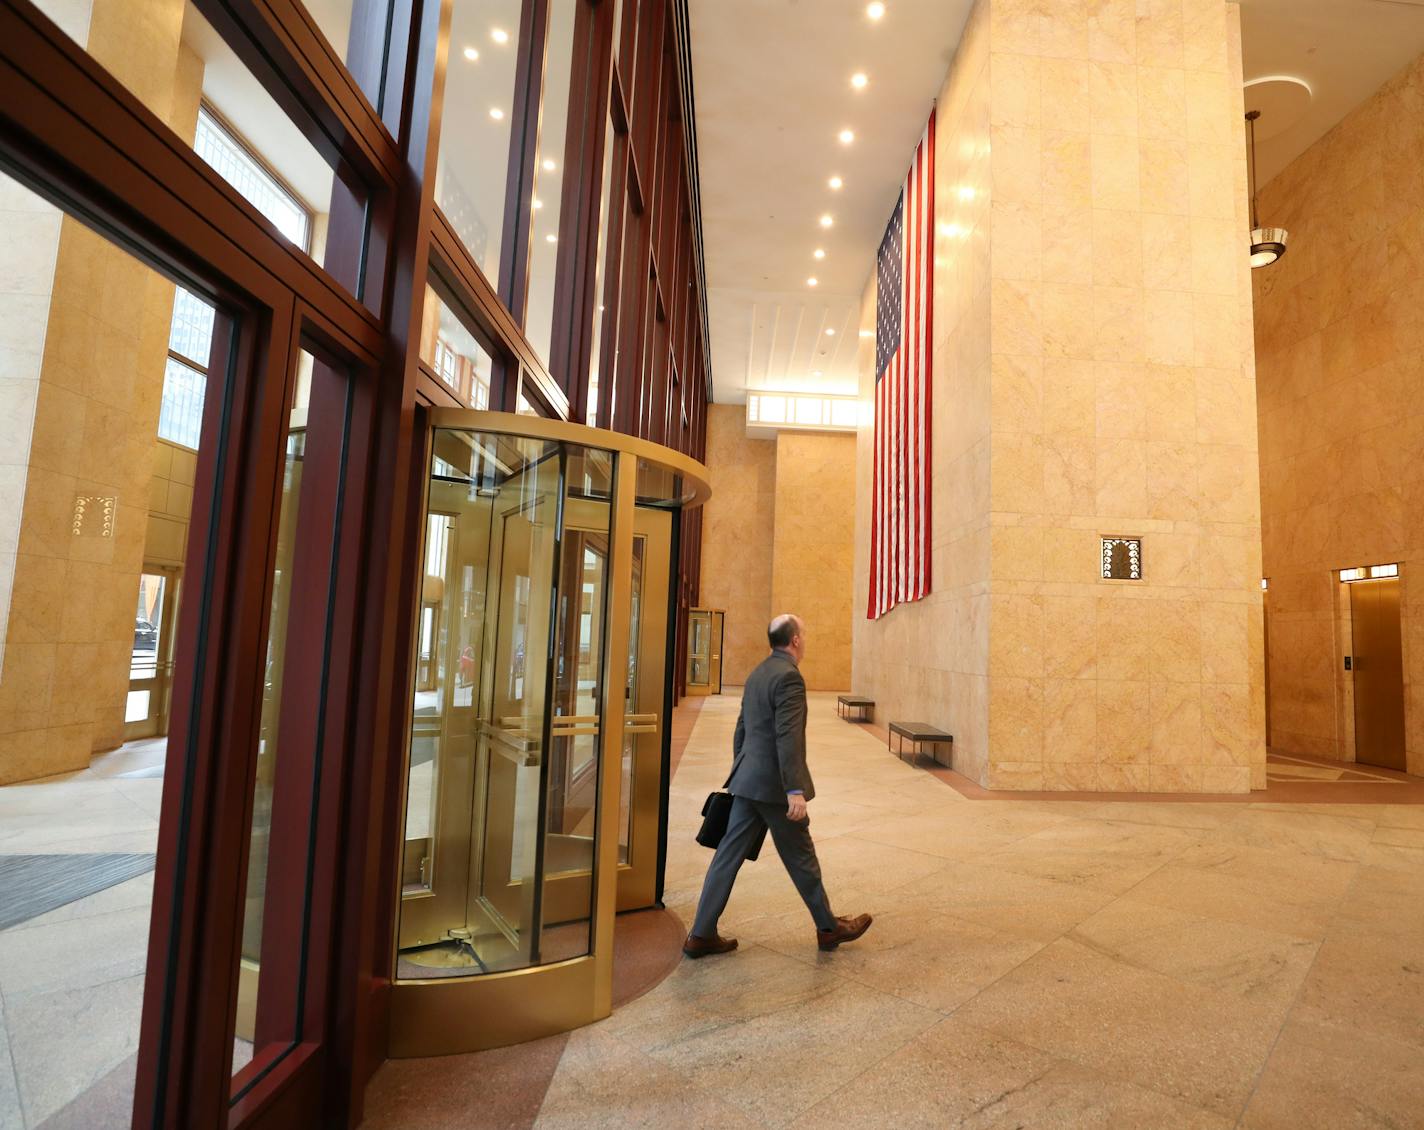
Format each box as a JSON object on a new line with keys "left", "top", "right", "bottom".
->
{"left": 682, "top": 932, "right": 738, "bottom": 959}
{"left": 816, "top": 913, "right": 873, "bottom": 951}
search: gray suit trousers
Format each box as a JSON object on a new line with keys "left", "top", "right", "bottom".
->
{"left": 691, "top": 795, "right": 835, "bottom": 937}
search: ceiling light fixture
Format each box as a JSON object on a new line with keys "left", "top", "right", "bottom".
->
{"left": 828, "top": 175, "right": 843, "bottom": 190}
{"left": 532, "top": 197, "right": 543, "bottom": 209}
{"left": 1245, "top": 110, "right": 1288, "bottom": 268}
{"left": 813, "top": 248, "right": 826, "bottom": 259}
{"left": 463, "top": 46, "right": 480, "bottom": 61}
{"left": 807, "top": 277, "right": 819, "bottom": 287}
{"left": 545, "top": 234, "right": 557, "bottom": 244}
{"left": 838, "top": 128, "right": 855, "bottom": 145}
{"left": 491, "top": 27, "right": 510, "bottom": 44}
{"left": 867, "top": 2, "right": 886, "bottom": 20}
{"left": 820, "top": 214, "right": 834, "bottom": 228}
{"left": 489, "top": 107, "right": 505, "bottom": 120}
{"left": 958, "top": 185, "right": 976, "bottom": 202}
{"left": 825, "top": 328, "right": 836, "bottom": 336}
{"left": 851, "top": 72, "right": 868, "bottom": 90}
{"left": 543, "top": 159, "right": 556, "bottom": 171}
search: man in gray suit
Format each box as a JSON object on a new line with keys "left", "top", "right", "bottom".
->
{"left": 683, "top": 613, "right": 873, "bottom": 957}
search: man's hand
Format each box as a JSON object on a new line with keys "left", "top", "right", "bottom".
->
{"left": 786, "top": 793, "right": 808, "bottom": 822}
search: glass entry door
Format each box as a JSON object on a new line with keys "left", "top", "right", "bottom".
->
{"left": 686, "top": 608, "right": 724, "bottom": 697}
{"left": 125, "top": 567, "right": 180, "bottom": 740}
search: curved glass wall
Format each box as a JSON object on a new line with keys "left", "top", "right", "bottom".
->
{"left": 399, "top": 428, "right": 613, "bottom": 975}
{"left": 390, "top": 413, "right": 708, "bottom": 1057}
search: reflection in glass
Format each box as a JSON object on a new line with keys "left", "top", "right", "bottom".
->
{"left": 437, "top": 0, "right": 524, "bottom": 282}
{"left": 398, "top": 432, "right": 614, "bottom": 978}
{"left": 618, "top": 538, "right": 644, "bottom": 865}
{"left": 586, "top": 107, "right": 621, "bottom": 425}
{"left": 233, "top": 351, "right": 316, "bottom": 1075}
{"left": 419, "top": 284, "right": 493, "bottom": 408}
{"left": 525, "top": 0, "right": 578, "bottom": 367}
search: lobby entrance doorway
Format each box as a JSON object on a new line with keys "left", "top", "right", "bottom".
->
{"left": 1350, "top": 575, "right": 1407, "bottom": 771}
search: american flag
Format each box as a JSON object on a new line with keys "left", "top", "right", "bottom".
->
{"left": 868, "top": 110, "right": 935, "bottom": 620}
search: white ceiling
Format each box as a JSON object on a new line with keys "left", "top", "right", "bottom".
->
{"left": 691, "top": 0, "right": 1424, "bottom": 406}
{"left": 1241, "top": 0, "right": 1424, "bottom": 184}
{"left": 689, "top": 0, "right": 973, "bottom": 404}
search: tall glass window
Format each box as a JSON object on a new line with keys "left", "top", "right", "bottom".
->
{"left": 436, "top": 0, "right": 525, "bottom": 284}
{"left": 419, "top": 284, "right": 494, "bottom": 409}
{"left": 525, "top": 0, "right": 579, "bottom": 368}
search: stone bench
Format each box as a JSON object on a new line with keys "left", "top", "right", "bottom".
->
{"left": 887, "top": 721, "right": 953, "bottom": 767}
{"left": 836, "top": 695, "right": 875, "bottom": 722}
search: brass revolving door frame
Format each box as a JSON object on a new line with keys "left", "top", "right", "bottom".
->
{"left": 388, "top": 410, "right": 709, "bottom": 1057}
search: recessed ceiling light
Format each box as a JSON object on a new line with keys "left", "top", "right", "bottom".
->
{"left": 545, "top": 234, "right": 557, "bottom": 244}
{"left": 491, "top": 27, "right": 510, "bottom": 44}
{"left": 543, "top": 159, "right": 556, "bottom": 171}
{"left": 825, "top": 328, "right": 836, "bottom": 336}
{"left": 867, "top": 2, "right": 886, "bottom": 20}
{"left": 838, "top": 128, "right": 855, "bottom": 145}
{"left": 532, "top": 197, "right": 543, "bottom": 209}
{"left": 851, "top": 72, "right": 868, "bottom": 90}
{"left": 828, "top": 175, "right": 844, "bottom": 190}
{"left": 463, "top": 46, "right": 480, "bottom": 61}
{"left": 489, "top": 107, "right": 505, "bottom": 120}
{"left": 859, "top": 329, "right": 873, "bottom": 338}
{"left": 813, "top": 248, "right": 826, "bottom": 259}
{"left": 820, "top": 214, "right": 834, "bottom": 228}
{"left": 807, "top": 277, "right": 819, "bottom": 287}
{"left": 958, "top": 185, "right": 976, "bottom": 202}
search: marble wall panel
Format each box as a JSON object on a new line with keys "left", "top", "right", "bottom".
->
{"left": 1255, "top": 47, "right": 1424, "bottom": 774}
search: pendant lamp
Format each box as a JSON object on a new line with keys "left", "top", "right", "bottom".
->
{"left": 1245, "top": 109, "right": 1288, "bottom": 268}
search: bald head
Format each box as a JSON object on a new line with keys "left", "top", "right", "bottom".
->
{"left": 767, "top": 613, "right": 807, "bottom": 663}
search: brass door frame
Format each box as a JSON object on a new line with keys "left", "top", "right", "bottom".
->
{"left": 616, "top": 507, "right": 670, "bottom": 911}
{"left": 1350, "top": 576, "right": 1406, "bottom": 771}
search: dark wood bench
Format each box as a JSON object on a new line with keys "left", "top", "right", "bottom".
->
{"left": 887, "top": 721, "right": 953, "bottom": 767}
{"left": 836, "top": 695, "right": 875, "bottom": 722}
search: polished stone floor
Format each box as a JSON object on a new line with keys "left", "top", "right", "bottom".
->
{"left": 517, "top": 690, "right": 1424, "bottom": 1130}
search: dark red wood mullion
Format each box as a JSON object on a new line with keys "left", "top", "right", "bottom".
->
{"left": 139, "top": 294, "right": 299, "bottom": 1127}
{"left": 317, "top": 0, "right": 447, "bottom": 1120}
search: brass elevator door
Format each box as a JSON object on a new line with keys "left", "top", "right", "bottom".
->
{"left": 1350, "top": 577, "right": 1406, "bottom": 772}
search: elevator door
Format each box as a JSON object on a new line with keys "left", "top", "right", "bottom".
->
{"left": 1351, "top": 577, "right": 1406, "bottom": 771}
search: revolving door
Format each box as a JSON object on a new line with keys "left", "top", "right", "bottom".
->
{"left": 390, "top": 412, "right": 707, "bottom": 1055}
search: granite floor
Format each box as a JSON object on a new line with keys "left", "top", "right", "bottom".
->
{"left": 0, "top": 741, "right": 164, "bottom": 1129}
{"left": 498, "top": 689, "right": 1424, "bottom": 1130}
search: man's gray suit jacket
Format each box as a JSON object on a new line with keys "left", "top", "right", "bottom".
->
{"left": 727, "top": 650, "right": 815, "bottom": 803}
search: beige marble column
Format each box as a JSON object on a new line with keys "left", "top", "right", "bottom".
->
{"left": 853, "top": 0, "right": 1264, "bottom": 793}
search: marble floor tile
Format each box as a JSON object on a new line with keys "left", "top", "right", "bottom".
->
{"left": 1239, "top": 1014, "right": 1424, "bottom": 1130}
{"left": 5, "top": 974, "right": 143, "bottom": 1127}
{"left": 973, "top": 817, "right": 1196, "bottom": 894}
{"left": 1067, "top": 898, "right": 1319, "bottom": 1008}
{"left": 1215, "top": 807, "right": 1377, "bottom": 862}
{"left": 953, "top": 937, "right": 1286, "bottom": 1118}
{"left": 534, "top": 1027, "right": 762, "bottom": 1130}
{"left": 789, "top": 1015, "right": 1230, "bottom": 1130}
{"left": 1295, "top": 934, "right": 1424, "bottom": 1051}
{"left": 0, "top": 903, "right": 151, "bottom": 999}
{"left": 0, "top": 996, "right": 23, "bottom": 1130}
{"left": 1081, "top": 800, "right": 1251, "bottom": 831}
{"left": 1362, "top": 825, "right": 1424, "bottom": 871}
{"left": 1126, "top": 841, "right": 1359, "bottom": 939}
{"left": 604, "top": 944, "right": 940, "bottom": 1126}
{"left": 1329, "top": 864, "right": 1424, "bottom": 947}
{"left": 908, "top": 859, "right": 1117, "bottom": 941}
{"left": 759, "top": 904, "right": 1047, "bottom": 1014}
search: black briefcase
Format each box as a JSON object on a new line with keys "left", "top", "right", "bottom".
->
{"left": 697, "top": 791, "right": 734, "bottom": 847}
{"left": 696, "top": 791, "right": 766, "bottom": 859}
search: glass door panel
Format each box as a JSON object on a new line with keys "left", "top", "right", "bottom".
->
{"left": 398, "top": 432, "right": 615, "bottom": 976}
{"left": 615, "top": 507, "right": 670, "bottom": 911}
